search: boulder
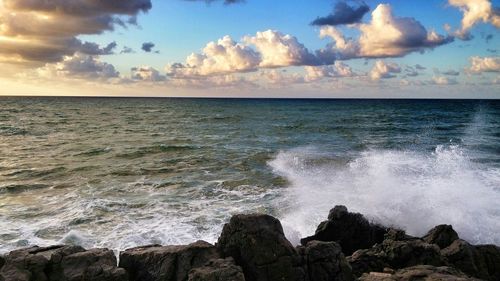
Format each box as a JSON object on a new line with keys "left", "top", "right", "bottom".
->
{"left": 217, "top": 214, "right": 305, "bottom": 281}
{"left": 348, "top": 237, "right": 444, "bottom": 277}
{"left": 358, "top": 265, "right": 478, "bottom": 281}
{"left": 299, "top": 241, "right": 353, "bottom": 281}
{"left": 0, "top": 245, "right": 126, "bottom": 281}
{"left": 442, "top": 239, "right": 500, "bottom": 281}
{"left": 300, "top": 206, "right": 386, "bottom": 255}
{"left": 187, "top": 258, "right": 246, "bottom": 281}
{"left": 119, "top": 240, "right": 218, "bottom": 281}
{"left": 422, "top": 225, "right": 459, "bottom": 249}
{"left": 59, "top": 248, "right": 127, "bottom": 281}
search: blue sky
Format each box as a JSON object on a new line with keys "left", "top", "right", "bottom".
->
{"left": 0, "top": 0, "right": 499, "bottom": 97}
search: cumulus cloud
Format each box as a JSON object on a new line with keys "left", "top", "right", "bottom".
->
{"left": 142, "top": 42, "right": 156, "bottom": 53}
{"left": 36, "top": 53, "right": 120, "bottom": 80}
{"left": 432, "top": 76, "right": 458, "bottom": 85}
{"left": 166, "top": 30, "right": 318, "bottom": 78}
{"left": 449, "top": 0, "right": 500, "bottom": 40}
{"left": 311, "top": 1, "right": 370, "bottom": 26}
{"left": 466, "top": 56, "right": 500, "bottom": 73}
{"left": 370, "top": 60, "right": 401, "bottom": 80}
{"left": 131, "top": 66, "right": 166, "bottom": 81}
{"left": 0, "top": 0, "right": 151, "bottom": 65}
{"left": 121, "top": 47, "right": 135, "bottom": 54}
{"left": 358, "top": 4, "right": 453, "bottom": 58}
{"left": 304, "top": 61, "right": 355, "bottom": 82}
{"left": 166, "top": 35, "right": 260, "bottom": 77}
{"left": 243, "top": 30, "right": 319, "bottom": 67}
{"left": 316, "top": 26, "right": 360, "bottom": 61}
{"left": 317, "top": 4, "right": 452, "bottom": 61}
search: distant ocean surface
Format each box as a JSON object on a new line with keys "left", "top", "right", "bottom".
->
{"left": 1, "top": 97, "right": 499, "bottom": 253}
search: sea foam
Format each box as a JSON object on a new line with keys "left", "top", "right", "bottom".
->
{"left": 269, "top": 145, "right": 500, "bottom": 246}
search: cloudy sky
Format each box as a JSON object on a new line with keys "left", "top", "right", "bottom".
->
{"left": 0, "top": 0, "right": 499, "bottom": 98}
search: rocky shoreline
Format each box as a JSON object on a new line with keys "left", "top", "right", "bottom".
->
{"left": 1, "top": 206, "right": 499, "bottom": 281}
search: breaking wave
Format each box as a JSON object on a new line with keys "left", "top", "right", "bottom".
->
{"left": 269, "top": 145, "right": 500, "bottom": 246}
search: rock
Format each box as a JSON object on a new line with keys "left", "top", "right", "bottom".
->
{"left": 217, "top": 214, "right": 305, "bottom": 281}
{"left": 422, "top": 225, "right": 459, "bottom": 249}
{"left": 383, "top": 229, "right": 416, "bottom": 242}
{"left": 358, "top": 265, "right": 478, "bottom": 281}
{"left": 119, "top": 240, "right": 218, "bottom": 281}
{"left": 0, "top": 245, "right": 126, "bottom": 281}
{"left": 59, "top": 248, "right": 127, "bottom": 281}
{"left": 187, "top": 258, "right": 246, "bottom": 281}
{"left": 442, "top": 239, "right": 500, "bottom": 281}
{"left": 299, "top": 241, "right": 353, "bottom": 281}
{"left": 348, "top": 238, "right": 444, "bottom": 277}
{"left": 300, "top": 206, "right": 386, "bottom": 255}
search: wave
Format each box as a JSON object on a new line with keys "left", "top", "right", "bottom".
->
{"left": 269, "top": 145, "right": 500, "bottom": 246}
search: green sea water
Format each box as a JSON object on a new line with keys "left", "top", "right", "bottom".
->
{"left": 0, "top": 97, "right": 499, "bottom": 253}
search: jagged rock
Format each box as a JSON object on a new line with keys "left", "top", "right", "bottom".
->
{"left": 383, "top": 229, "right": 416, "bottom": 242}
{"left": 358, "top": 265, "right": 478, "bottom": 281}
{"left": 442, "top": 239, "right": 500, "bottom": 281}
{"left": 348, "top": 237, "right": 444, "bottom": 277}
{"left": 119, "top": 240, "right": 218, "bottom": 281}
{"left": 422, "top": 225, "right": 459, "bottom": 249}
{"left": 298, "top": 241, "right": 353, "bottom": 281}
{"left": 300, "top": 206, "right": 386, "bottom": 255}
{"left": 0, "top": 245, "right": 126, "bottom": 281}
{"left": 217, "top": 214, "right": 305, "bottom": 281}
{"left": 187, "top": 258, "right": 246, "bottom": 281}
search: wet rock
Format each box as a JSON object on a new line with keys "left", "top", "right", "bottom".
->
{"left": 301, "top": 206, "right": 386, "bottom": 255}
{"left": 187, "top": 258, "right": 245, "bottom": 281}
{"left": 217, "top": 214, "right": 305, "bottom": 281}
{"left": 119, "top": 240, "right": 218, "bottom": 281}
{"left": 358, "top": 265, "right": 478, "bottom": 281}
{"left": 0, "top": 245, "right": 126, "bottom": 281}
{"left": 348, "top": 238, "right": 444, "bottom": 277}
{"left": 442, "top": 239, "right": 500, "bottom": 281}
{"left": 383, "top": 228, "right": 416, "bottom": 242}
{"left": 422, "top": 225, "right": 459, "bottom": 249}
{"left": 299, "top": 241, "right": 353, "bottom": 281}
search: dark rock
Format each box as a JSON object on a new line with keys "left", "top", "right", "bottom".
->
{"left": 442, "top": 239, "right": 500, "bottom": 281}
{"left": 217, "top": 214, "right": 305, "bottom": 281}
{"left": 422, "top": 225, "right": 459, "bottom": 249}
{"left": 348, "top": 238, "right": 444, "bottom": 277}
{"left": 383, "top": 229, "right": 416, "bottom": 242}
{"left": 0, "top": 245, "right": 126, "bottom": 281}
{"left": 187, "top": 258, "right": 246, "bottom": 281}
{"left": 299, "top": 241, "right": 353, "bottom": 281}
{"left": 59, "top": 248, "right": 127, "bottom": 281}
{"left": 301, "top": 206, "right": 386, "bottom": 255}
{"left": 119, "top": 240, "right": 218, "bottom": 281}
{"left": 358, "top": 265, "right": 478, "bottom": 281}
{"left": 0, "top": 245, "right": 83, "bottom": 281}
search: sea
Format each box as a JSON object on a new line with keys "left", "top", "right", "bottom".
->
{"left": 0, "top": 97, "right": 499, "bottom": 254}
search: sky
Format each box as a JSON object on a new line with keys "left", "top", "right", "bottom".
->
{"left": 0, "top": 0, "right": 499, "bottom": 98}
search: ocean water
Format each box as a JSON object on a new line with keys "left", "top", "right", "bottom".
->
{"left": 0, "top": 97, "right": 499, "bottom": 253}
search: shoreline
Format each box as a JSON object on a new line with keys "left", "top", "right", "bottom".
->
{"left": 1, "top": 206, "right": 499, "bottom": 281}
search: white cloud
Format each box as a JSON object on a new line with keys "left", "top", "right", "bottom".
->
{"left": 243, "top": 30, "right": 318, "bottom": 68}
{"left": 449, "top": 0, "right": 500, "bottom": 40}
{"left": 317, "top": 26, "right": 360, "bottom": 61}
{"left": 304, "top": 61, "right": 354, "bottom": 82}
{"left": 466, "top": 56, "right": 500, "bottom": 74}
{"left": 358, "top": 4, "right": 452, "bottom": 58}
{"left": 166, "top": 35, "right": 260, "bottom": 77}
{"left": 370, "top": 60, "right": 401, "bottom": 80}
{"left": 432, "top": 76, "right": 458, "bottom": 85}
